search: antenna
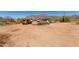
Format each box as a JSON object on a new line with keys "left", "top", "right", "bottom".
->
{"left": 64, "top": 12, "right": 66, "bottom": 16}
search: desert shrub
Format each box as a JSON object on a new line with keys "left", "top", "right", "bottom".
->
{"left": 46, "top": 18, "right": 54, "bottom": 23}
{"left": 4, "top": 16, "right": 15, "bottom": 22}
{"left": 37, "top": 20, "right": 50, "bottom": 25}
{"left": 60, "top": 16, "right": 70, "bottom": 22}
{"left": 0, "top": 16, "right": 15, "bottom": 25}
{"left": 48, "top": 16, "right": 63, "bottom": 23}
{"left": 48, "top": 16, "right": 70, "bottom": 23}
{"left": 0, "top": 33, "right": 11, "bottom": 47}
{"left": 16, "top": 18, "right": 24, "bottom": 24}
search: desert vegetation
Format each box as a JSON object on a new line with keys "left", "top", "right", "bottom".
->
{"left": 0, "top": 16, "right": 16, "bottom": 25}
{"left": 14, "top": 14, "right": 79, "bottom": 25}
{"left": 0, "top": 14, "right": 79, "bottom": 25}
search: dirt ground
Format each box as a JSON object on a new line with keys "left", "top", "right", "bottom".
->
{"left": 0, "top": 23, "right": 79, "bottom": 47}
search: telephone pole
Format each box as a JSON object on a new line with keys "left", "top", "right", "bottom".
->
{"left": 62, "top": 12, "right": 66, "bottom": 22}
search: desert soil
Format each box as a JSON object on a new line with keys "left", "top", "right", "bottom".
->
{"left": 0, "top": 23, "right": 79, "bottom": 47}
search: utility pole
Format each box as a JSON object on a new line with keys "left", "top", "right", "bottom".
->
{"left": 62, "top": 12, "right": 66, "bottom": 22}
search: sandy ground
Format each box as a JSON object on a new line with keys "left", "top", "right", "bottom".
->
{"left": 0, "top": 23, "right": 79, "bottom": 47}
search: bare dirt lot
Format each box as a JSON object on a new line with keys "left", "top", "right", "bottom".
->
{"left": 0, "top": 23, "right": 79, "bottom": 47}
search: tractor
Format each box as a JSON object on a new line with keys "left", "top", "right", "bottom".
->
{"left": 21, "top": 19, "right": 32, "bottom": 25}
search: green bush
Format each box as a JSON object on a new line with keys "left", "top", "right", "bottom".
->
{"left": 16, "top": 18, "right": 24, "bottom": 23}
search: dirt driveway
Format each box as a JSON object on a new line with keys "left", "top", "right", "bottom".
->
{"left": 0, "top": 23, "right": 79, "bottom": 47}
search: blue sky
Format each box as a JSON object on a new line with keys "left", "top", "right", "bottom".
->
{"left": 0, "top": 11, "right": 79, "bottom": 18}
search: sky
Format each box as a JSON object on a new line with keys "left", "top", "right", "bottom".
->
{"left": 0, "top": 11, "right": 79, "bottom": 18}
